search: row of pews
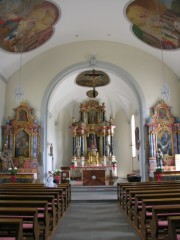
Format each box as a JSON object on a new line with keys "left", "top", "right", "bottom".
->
{"left": 117, "top": 180, "right": 180, "bottom": 240}
{"left": 0, "top": 182, "right": 71, "bottom": 240}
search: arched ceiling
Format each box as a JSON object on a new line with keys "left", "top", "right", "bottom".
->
{"left": 48, "top": 71, "right": 139, "bottom": 119}
{"left": 0, "top": 0, "right": 179, "bottom": 116}
{"left": 0, "top": 0, "right": 179, "bottom": 81}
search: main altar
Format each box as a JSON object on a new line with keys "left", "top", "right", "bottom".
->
{"left": 70, "top": 100, "right": 117, "bottom": 185}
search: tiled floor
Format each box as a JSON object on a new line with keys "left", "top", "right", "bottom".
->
{"left": 51, "top": 184, "right": 140, "bottom": 240}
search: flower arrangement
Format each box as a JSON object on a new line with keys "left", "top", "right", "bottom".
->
{"left": 52, "top": 169, "right": 62, "bottom": 176}
{"left": 112, "top": 159, "right": 117, "bottom": 164}
{"left": 155, "top": 166, "right": 163, "bottom": 173}
{"left": 8, "top": 167, "right": 18, "bottom": 175}
{"left": 71, "top": 160, "right": 76, "bottom": 169}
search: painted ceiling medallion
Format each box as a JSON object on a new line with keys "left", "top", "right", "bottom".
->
{"left": 126, "top": 0, "right": 180, "bottom": 50}
{"left": 0, "top": 0, "right": 60, "bottom": 53}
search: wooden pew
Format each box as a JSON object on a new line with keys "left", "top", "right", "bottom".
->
{"left": 0, "top": 194, "right": 56, "bottom": 231}
{"left": 122, "top": 184, "right": 180, "bottom": 213}
{"left": 117, "top": 181, "right": 180, "bottom": 204}
{"left": 132, "top": 192, "right": 180, "bottom": 228}
{"left": 140, "top": 198, "right": 180, "bottom": 240}
{"left": 0, "top": 207, "right": 39, "bottom": 240}
{"left": 0, "top": 200, "right": 49, "bottom": 240}
{"left": 0, "top": 183, "right": 71, "bottom": 210}
{"left": 150, "top": 205, "right": 180, "bottom": 240}
{"left": 128, "top": 188, "right": 180, "bottom": 221}
{"left": 0, "top": 189, "right": 63, "bottom": 221}
{"left": 0, "top": 218, "right": 23, "bottom": 240}
{"left": 167, "top": 216, "right": 180, "bottom": 240}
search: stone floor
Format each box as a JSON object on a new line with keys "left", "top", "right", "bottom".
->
{"left": 51, "top": 183, "right": 141, "bottom": 240}
{"left": 52, "top": 202, "right": 140, "bottom": 240}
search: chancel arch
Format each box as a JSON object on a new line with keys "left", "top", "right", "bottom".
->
{"left": 41, "top": 60, "right": 147, "bottom": 182}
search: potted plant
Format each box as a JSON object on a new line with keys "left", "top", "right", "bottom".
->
{"left": 52, "top": 169, "right": 62, "bottom": 184}
{"left": 8, "top": 167, "right": 18, "bottom": 183}
{"left": 155, "top": 166, "right": 163, "bottom": 181}
{"left": 71, "top": 160, "right": 76, "bottom": 169}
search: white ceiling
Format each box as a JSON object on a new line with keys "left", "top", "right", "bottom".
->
{"left": 0, "top": 0, "right": 179, "bottom": 81}
{"left": 0, "top": 0, "right": 179, "bottom": 117}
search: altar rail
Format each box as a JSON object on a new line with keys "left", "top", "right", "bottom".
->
{"left": 0, "top": 173, "right": 35, "bottom": 183}
{"left": 154, "top": 171, "right": 180, "bottom": 181}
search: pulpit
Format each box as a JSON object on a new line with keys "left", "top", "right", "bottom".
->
{"left": 82, "top": 169, "right": 105, "bottom": 186}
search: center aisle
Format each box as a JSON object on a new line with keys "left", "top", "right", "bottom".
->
{"left": 51, "top": 185, "right": 140, "bottom": 240}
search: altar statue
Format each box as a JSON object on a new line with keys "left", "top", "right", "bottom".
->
{"left": 0, "top": 144, "right": 14, "bottom": 170}
{"left": 88, "top": 149, "right": 99, "bottom": 165}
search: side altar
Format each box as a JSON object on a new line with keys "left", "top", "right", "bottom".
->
{"left": 0, "top": 102, "right": 40, "bottom": 179}
{"left": 70, "top": 100, "right": 117, "bottom": 183}
{"left": 145, "top": 100, "right": 180, "bottom": 180}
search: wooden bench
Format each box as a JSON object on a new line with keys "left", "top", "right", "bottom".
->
{"left": 128, "top": 188, "right": 180, "bottom": 221}
{"left": 167, "top": 216, "right": 180, "bottom": 240}
{"left": 0, "top": 200, "right": 49, "bottom": 240}
{"left": 151, "top": 205, "right": 180, "bottom": 240}
{"left": 0, "top": 207, "right": 39, "bottom": 240}
{"left": 121, "top": 182, "right": 180, "bottom": 214}
{"left": 0, "top": 194, "right": 56, "bottom": 231}
{"left": 132, "top": 192, "right": 180, "bottom": 229}
{"left": 122, "top": 184, "right": 180, "bottom": 213}
{"left": 117, "top": 181, "right": 180, "bottom": 204}
{"left": 140, "top": 198, "right": 180, "bottom": 240}
{"left": 0, "top": 183, "right": 71, "bottom": 211}
{"left": 0, "top": 189, "right": 63, "bottom": 221}
{"left": 0, "top": 218, "right": 23, "bottom": 240}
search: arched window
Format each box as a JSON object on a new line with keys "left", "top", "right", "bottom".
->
{"left": 131, "top": 114, "right": 136, "bottom": 158}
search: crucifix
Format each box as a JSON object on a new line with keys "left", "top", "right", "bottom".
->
{"left": 85, "top": 70, "right": 103, "bottom": 97}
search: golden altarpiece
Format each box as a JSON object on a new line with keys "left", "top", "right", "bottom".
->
{"left": 145, "top": 100, "right": 180, "bottom": 180}
{"left": 1, "top": 102, "right": 40, "bottom": 178}
{"left": 70, "top": 100, "right": 117, "bottom": 185}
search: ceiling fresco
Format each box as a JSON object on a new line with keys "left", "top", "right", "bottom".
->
{"left": 126, "top": 0, "right": 180, "bottom": 50}
{"left": 0, "top": 0, "right": 60, "bottom": 53}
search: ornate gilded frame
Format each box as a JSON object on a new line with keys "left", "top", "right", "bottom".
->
{"left": 2, "top": 102, "right": 40, "bottom": 172}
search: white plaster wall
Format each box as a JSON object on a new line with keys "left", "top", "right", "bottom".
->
{"left": 114, "top": 109, "right": 132, "bottom": 178}
{"left": 4, "top": 41, "right": 180, "bottom": 178}
{"left": 0, "top": 79, "right": 6, "bottom": 149}
{"left": 5, "top": 41, "right": 179, "bottom": 116}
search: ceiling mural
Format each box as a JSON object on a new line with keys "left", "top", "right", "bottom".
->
{"left": 126, "top": 0, "right": 180, "bottom": 50}
{"left": 0, "top": 0, "right": 60, "bottom": 53}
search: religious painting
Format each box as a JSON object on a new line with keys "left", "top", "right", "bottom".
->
{"left": 126, "top": 0, "right": 180, "bottom": 50}
{"left": 158, "top": 107, "right": 168, "bottom": 120}
{"left": 0, "top": 0, "right": 60, "bottom": 53}
{"left": 18, "top": 109, "right": 28, "bottom": 122}
{"left": 14, "top": 130, "right": 30, "bottom": 159}
{"left": 157, "top": 129, "right": 173, "bottom": 156}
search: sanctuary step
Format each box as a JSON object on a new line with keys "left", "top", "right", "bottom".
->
{"left": 71, "top": 185, "right": 117, "bottom": 203}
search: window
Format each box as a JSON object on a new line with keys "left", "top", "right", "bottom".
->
{"left": 131, "top": 114, "right": 136, "bottom": 157}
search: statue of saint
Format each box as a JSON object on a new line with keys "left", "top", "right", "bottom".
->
{"left": 156, "top": 148, "right": 163, "bottom": 168}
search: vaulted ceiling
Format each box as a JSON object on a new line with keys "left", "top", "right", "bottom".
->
{"left": 0, "top": 0, "right": 180, "bottom": 116}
